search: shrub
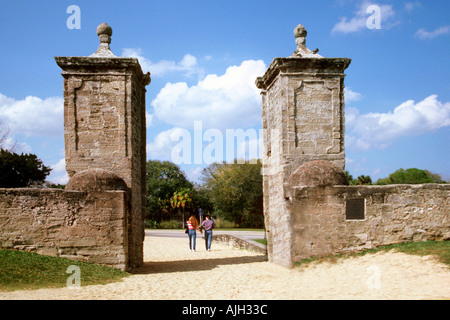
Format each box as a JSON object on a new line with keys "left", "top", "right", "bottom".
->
{"left": 0, "top": 149, "right": 51, "bottom": 188}
{"left": 158, "top": 220, "right": 182, "bottom": 229}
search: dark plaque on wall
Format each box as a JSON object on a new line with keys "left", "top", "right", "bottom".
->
{"left": 346, "top": 199, "right": 365, "bottom": 220}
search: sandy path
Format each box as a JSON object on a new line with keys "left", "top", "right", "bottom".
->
{"left": 1, "top": 236, "right": 449, "bottom": 300}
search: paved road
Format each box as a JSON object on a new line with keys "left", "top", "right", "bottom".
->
{"left": 145, "top": 229, "right": 265, "bottom": 240}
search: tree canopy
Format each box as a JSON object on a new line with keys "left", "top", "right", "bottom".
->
{"left": 200, "top": 160, "right": 263, "bottom": 228}
{"left": 345, "top": 171, "right": 373, "bottom": 185}
{"left": 375, "top": 168, "right": 438, "bottom": 185}
{"left": 346, "top": 168, "right": 446, "bottom": 186}
{"left": 0, "top": 149, "right": 52, "bottom": 188}
{"left": 145, "top": 160, "right": 193, "bottom": 221}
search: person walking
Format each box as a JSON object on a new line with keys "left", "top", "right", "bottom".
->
{"left": 186, "top": 215, "right": 200, "bottom": 251}
{"left": 201, "top": 215, "right": 215, "bottom": 251}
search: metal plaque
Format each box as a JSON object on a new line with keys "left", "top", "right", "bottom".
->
{"left": 346, "top": 199, "right": 365, "bottom": 220}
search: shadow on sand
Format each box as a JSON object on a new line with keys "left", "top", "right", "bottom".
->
{"left": 132, "top": 255, "right": 268, "bottom": 275}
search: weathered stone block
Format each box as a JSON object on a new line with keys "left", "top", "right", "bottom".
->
{"left": 0, "top": 188, "right": 130, "bottom": 270}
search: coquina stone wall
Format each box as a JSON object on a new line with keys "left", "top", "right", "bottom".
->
{"left": 288, "top": 183, "right": 450, "bottom": 264}
{"left": 257, "top": 24, "right": 449, "bottom": 268}
{"left": 0, "top": 23, "right": 148, "bottom": 271}
{"left": 0, "top": 186, "right": 130, "bottom": 270}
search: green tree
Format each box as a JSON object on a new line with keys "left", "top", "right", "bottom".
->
{"left": 146, "top": 160, "right": 193, "bottom": 222}
{"left": 357, "top": 175, "right": 372, "bottom": 185}
{"left": 345, "top": 171, "right": 355, "bottom": 185}
{"left": 345, "top": 171, "right": 372, "bottom": 185}
{"left": 0, "top": 149, "right": 52, "bottom": 188}
{"left": 192, "top": 184, "right": 214, "bottom": 215}
{"left": 375, "top": 168, "right": 435, "bottom": 185}
{"left": 170, "top": 187, "right": 193, "bottom": 228}
{"left": 424, "top": 170, "right": 447, "bottom": 183}
{"left": 201, "top": 159, "right": 263, "bottom": 228}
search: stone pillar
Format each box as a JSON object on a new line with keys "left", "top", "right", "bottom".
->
{"left": 256, "top": 24, "right": 351, "bottom": 267}
{"left": 55, "top": 23, "right": 151, "bottom": 269}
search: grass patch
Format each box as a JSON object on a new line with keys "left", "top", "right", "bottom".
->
{"left": 0, "top": 249, "right": 130, "bottom": 292}
{"left": 253, "top": 238, "right": 267, "bottom": 245}
{"left": 294, "top": 241, "right": 450, "bottom": 268}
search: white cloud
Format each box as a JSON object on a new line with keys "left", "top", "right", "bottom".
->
{"left": 332, "top": 1, "right": 397, "bottom": 33}
{"left": 345, "top": 87, "right": 363, "bottom": 103}
{"left": 151, "top": 60, "right": 266, "bottom": 130}
{"left": 333, "top": 16, "right": 367, "bottom": 34}
{"left": 121, "top": 48, "right": 204, "bottom": 78}
{"left": 0, "top": 93, "right": 63, "bottom": 137}
{"left": 346, "top": 95, "right": 450, "bottom": 150}
{"left": 147, "top": 127, "right": 190, "bottom": 161}
{"left": 48, "top": 158, "right": 69, "bottom": 185}
{"left": 0, "top": 136, "right": 32, "bottom": 153}
{"left": 51, "top": 157, "right": 66, "bottom": 172}
{"left": 404, "top": 1, "right": 421, "bottom": 13}
{"left": 414, "top": 25, "right": 450, "bottom": 40}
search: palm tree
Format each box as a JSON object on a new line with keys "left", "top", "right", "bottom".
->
{"left": 357, "top": 175, "right": 372, "bottom": 185}
{"left": 170, "top": 188, "right": 193, "bottom": 229}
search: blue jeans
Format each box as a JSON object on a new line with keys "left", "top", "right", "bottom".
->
{"left": 188, "top": 229, "right": 196, "bottom": 250}
{"left": 204, "top": 230, "right": 212, "bottom": 250}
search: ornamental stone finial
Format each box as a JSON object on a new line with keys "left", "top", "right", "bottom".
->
{"left": 90, "top": 23, "right": 117, "bottom": 57}
{"left": 291, "top": 24, "right": 321, "bottom": 58}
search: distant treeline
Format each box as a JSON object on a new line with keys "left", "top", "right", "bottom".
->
{"left": 345, "top": 168, "right": 447, "bottom": 186}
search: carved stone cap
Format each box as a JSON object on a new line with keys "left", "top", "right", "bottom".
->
{"left": 291, "top": 24, "right": 322, "bottom": 58}
{"left": 90, "top": 22, "right": 117, "bottom": 57}
{"left": 97, "top": 22, "right": 112, "bottom": 38}
{"left": 55, "top": 56, "right": 143, "bottom": 74}
{"left": 256, "top": 57, "right": 351, "bottom": 90}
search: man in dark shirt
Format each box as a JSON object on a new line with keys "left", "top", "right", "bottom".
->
{"left": 201, "top": 215, "right": 215, "bottom": 251}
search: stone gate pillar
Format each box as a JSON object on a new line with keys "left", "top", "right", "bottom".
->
{"left": 256, "top": 24, "right": 351, "bottom": 267}
{"left": 55, "top": 23, "right": 150, "bottom": 269}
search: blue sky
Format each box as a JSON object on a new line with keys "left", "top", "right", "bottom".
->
{"left": 0, "top": 0, "right": 449, "bottom": 184}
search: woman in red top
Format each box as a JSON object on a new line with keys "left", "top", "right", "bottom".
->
{"left": 186, "top": 215, "right": 200, "bottom": 251}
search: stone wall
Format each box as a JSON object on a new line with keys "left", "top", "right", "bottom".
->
{"left": 289, "top": 183, "right": 450, "bottom": 264}
{"left": 257, "top": 24, "right": 449, "bottom": 268}
{"left": 212, "top": 234, "right": 267, "bottom": 254}
{"left": 0, "top": 24, "right": 146, "bottom": 271}
{"left": 0, "top": 186, "right": 130, "bottom": 270}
